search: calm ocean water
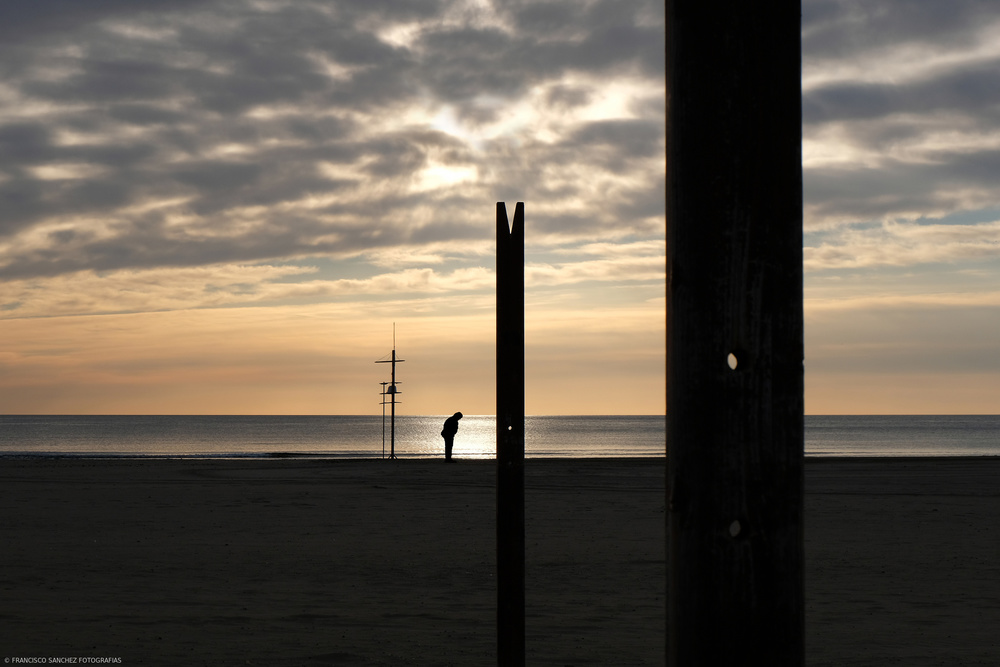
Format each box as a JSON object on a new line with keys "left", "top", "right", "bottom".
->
{"left": 0, "top": 415, "right": 662, "bottom": 459}
{"left": 0, "top": 415, "right": 998, "bottom": 459}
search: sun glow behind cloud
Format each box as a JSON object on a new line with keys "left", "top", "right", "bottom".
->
{"left": 0, "top": 0, "right": 666, "bottom": 415}
{"left": 4, "top": 0, "right": 1000, "bottom": 415}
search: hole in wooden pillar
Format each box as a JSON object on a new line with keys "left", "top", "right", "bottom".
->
{"left": 727, "top": 352, "right": 738, "bottom": 370}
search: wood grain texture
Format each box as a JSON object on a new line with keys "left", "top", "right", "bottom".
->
{"left": 666, "top": 1, "right": 805, "bottom": 664}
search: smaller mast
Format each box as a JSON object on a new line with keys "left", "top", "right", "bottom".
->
{"left": 379, "top": 381, "right": 389, "bottom": 459}
{"left": 375, "top": 324, "right": 404, "bottom": 459}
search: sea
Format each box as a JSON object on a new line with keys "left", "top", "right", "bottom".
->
{"left": 1, "top": 414, "right": 999, "bottom": 459}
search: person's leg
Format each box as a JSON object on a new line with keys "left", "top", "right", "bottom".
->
{"left": 445, "top": 436, "right": 453, "bottom": 460}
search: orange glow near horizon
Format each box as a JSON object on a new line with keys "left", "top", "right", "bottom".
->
{"left": 0, "top": 296, "right": 666, "bottom": 416}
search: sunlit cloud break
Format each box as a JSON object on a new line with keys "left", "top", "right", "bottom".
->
{"left": 5, "top": 0, "right": 1000, "bottom": 414}
{"left": 0, "top": 0, "right": 666, "bottom": 414}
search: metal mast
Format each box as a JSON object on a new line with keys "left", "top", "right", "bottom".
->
{"left": 376, "top": 325, "right": 404, "bottom": 460}
{"left": 379, "top": 381, "right": 389, "bottom": 459}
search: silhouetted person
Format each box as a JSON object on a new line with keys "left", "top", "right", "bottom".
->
{"left": 441, "top": 412, "right": 463, "bottom": 461}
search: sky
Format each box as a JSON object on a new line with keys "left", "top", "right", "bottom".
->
{"left": 802, "top": 0, "right": 1000, "bottom": 413}
{"left": 0, "top": 1, "right": 998, "bottom": 415}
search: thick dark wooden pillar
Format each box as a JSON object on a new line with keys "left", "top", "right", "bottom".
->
{"left": 496, "top": 201, "right": 525, "bottom": 665}
{"left": 666, "top": 2, "right": 804, "bottom": 665}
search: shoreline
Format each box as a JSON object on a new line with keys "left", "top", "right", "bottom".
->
{"left": 3, "top": 452, "right": 1000, "bottom": 460}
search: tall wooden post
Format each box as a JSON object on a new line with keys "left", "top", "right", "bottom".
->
{"left": 666, "top": 1, "right": 804, "bottom": 665}
{"left": 496, "top": 201, "right": 525, "bottom": 666}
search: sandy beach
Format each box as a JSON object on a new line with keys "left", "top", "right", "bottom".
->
{"left": 805, "top": 457, "right": 1000, "bottom": 666}
{"left": 1, "top": 457, "right": 997, "bottom": 666}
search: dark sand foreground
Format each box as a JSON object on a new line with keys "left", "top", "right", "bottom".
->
{"left": 1, "top": 457, "right": 998, "bottom": 666}
{"left": 805, "top": 458, "right": 1000, "bottom": 667}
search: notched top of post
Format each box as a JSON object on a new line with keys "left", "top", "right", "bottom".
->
{"left": 497, "top": 202, "right": 524, "bottom": 238}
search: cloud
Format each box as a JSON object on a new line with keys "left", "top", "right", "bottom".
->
{"left": 805, "top": 216, "right": 1000, "bottom": 271}
{"left": 527, "top": 239, "right": 665, "bottom": 286}
{"left": 0, "top": 0, "right": 664, "bottom": 281}
{"left": 807, "top": 288, "right": 1000, "bottom": 312}
{"left": 527, "top": 256, "right": 663, "bottom": 286}
{"left": 0, "top": 262, "right": 504, "bottom": 319}
{"left": 795, "top": 2, "right": 1000, "bottom": 412}
{"left": 802, "top": 1, "right": 1000, "bottom": 230}
{"left": 804, "top": 65, "right": 1000, "bottom": 126}
{"left": 0, "top": 0, "right": 203, "bottom": 42}
{"left": 802, "top": 0, "right": 1000, "bottom": 65}
{"left": 0, "top": 235, "right": 667, "bottom": 319}
{"left": 0, "top": 0, "right": 667, "bottom": 415}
